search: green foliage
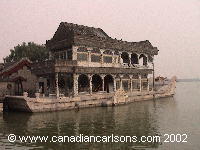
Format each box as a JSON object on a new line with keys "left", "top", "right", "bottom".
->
{"left": 4, "top": 42, "right": 49, "bottom": 63}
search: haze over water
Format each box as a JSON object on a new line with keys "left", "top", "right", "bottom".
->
{"left": 0, "top": 82, "right": 199, "bottom": 149}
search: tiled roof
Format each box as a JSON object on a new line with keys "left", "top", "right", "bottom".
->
{"left": 74, "top": 35, "right": 158, "bottom": 54}
{"left": 47, "top": 22, "right": 159, "bottom": 55}
{"left": 0, "top": 58, "right": 32, "bottom": 77}
{"left": 62, "top": 22, "right": 110, "bottom": 39}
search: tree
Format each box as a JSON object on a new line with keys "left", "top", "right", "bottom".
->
{"left": 4, "top": 42, "right": 49, "bottom": 63}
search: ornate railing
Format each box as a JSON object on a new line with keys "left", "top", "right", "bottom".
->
{"left": 55, "top": 60, "right": 78, "bottom": 67}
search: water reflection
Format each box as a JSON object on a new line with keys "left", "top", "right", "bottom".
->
{"left": 0, "top": 95, "right": 178, "bottom": 150}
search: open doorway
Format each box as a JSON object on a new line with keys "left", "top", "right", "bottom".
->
{"left": 104, "top": 75, "right": 114, "bottom": 93}
{"left": 92, "top": 74, "right": 103, "bottom": 92}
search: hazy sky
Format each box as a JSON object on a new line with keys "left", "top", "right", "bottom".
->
{"left": 0, "top": 0, "right": 199, "bottom": 78}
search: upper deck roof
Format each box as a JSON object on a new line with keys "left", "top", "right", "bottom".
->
{"left": 46, "top": 22, "right": 159, "bottom": 55}
{"left": 62, "top": 22, "right": 110, "bottom": 38}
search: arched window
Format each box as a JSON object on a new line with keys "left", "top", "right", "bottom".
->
{"left": 104, "top": 75, "right": 114, "bottom": 93}
{"left": 78, "top": 74, "right": 89, "bottom": 93}
{"left": 139, "top": 54, "right": 147, "bottom": 66}
{"left": 122, "top": 75, "right": 129, "bottom": 92}
{"left": 131, "top": 53, "right": 139, "bottom": 64}
{"left": 92, "top": 74, "right": 103, "bottom": 92}
{"left": 121, "top": 52, "right": 130, "bottom": 64}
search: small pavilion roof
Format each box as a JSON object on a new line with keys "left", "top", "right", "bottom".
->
{"left": 0, "top": 58, "right": 32, "bottom": 77}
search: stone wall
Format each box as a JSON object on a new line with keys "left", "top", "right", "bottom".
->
{"left": 0, "top": 82, "right": 14, "bottom": 97}
{"left": 0, "top": 66, "right": 38, "bottom": 97}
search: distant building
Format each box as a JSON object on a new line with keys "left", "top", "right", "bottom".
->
{"left": 0, "top": 58, "right": 38, "bottom": 97}
{"left": 0, "top": 22, "right": 159, "bottom": 98}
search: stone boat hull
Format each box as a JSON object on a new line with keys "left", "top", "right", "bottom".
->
{"left": 3, "top": 78, "right": 176, "bottom": 113}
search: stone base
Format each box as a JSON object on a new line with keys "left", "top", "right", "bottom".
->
{"left": 3, "top": 77, "right": 176, "bottom": 113}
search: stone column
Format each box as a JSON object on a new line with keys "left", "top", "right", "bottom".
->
{"left": 88, "top": 51, "right": 91, "bottom": 62}
{"left": 58, "top": 52, "right": 61, "bottom": 60}
{"left": 56, "top": 73, "right": 59, "bottom": 98}
{"left": 128, "top": 52, "right": 132, "bottom": 66}
{"left": 100, "top": 50, "right": 104, "bottom": 66}
{"left": 72, "top": 46, "right": 78, "bottom": 60}
{"left": 146, "top": 54, "right": 148, "bottom": 66}
{"left": 73, "top": 74, "right": 79, "bottom": 96}
{"left": 137, "top": 54, "right": 139, "bottom": 64}
{"left": 138, "top": 54, "right": 141, "bottom": 66}
{"left": 129, "top": 75, "right": 133, "bottom": 92}
{"left": 113, "top": 75, "right": 117, "bottom": 92}
{"left": 66, "top": 50, "right": 68, "bottom": 60}
{"left": 147, "top": 78, "right": 150, "bottom": 91}
{"left": 112, "top": 51, "right": 115, "bottom": 65}
{"left": 139, "top": 75, "right": 142, "bottom": 92}
{"left": 100, "top": 74, "right": 106, "bottom": 91}
{"left": 102, "top": 78, "right": 104, "bottom": 91}
{"left": 88, "top": 74, "right": 93, "bottom": 94}
{"left": 119, "top": 74, "right": 123, "bottom": 90}
{"left": 119, "top": 52, "right": 122, "bottom": 64}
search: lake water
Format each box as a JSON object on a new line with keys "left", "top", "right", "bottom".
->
{"left": 0, "top": 82, "right": 200, "bottom": 150}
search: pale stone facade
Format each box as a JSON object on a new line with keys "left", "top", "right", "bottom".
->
{"left": 44, "top": 22, "right": 158, "bottom": 97}
{"left": 1, "top": 22, "right": 158, "bottom": 99}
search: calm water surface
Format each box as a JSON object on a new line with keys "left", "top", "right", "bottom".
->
{"left": 0, "top": 82, "right": 200, "bottom": 150}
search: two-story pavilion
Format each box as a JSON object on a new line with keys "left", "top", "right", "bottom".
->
{"left": 39, "top": 22, "right": 158, "bottom": 98}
